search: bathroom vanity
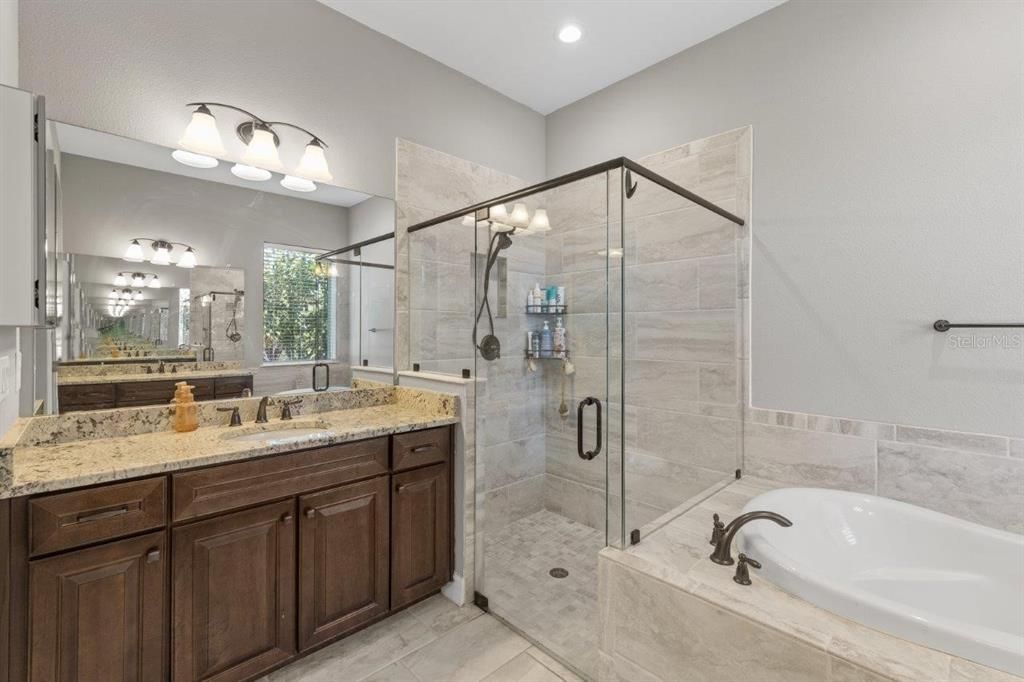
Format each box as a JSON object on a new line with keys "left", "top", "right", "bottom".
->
{"left": 57, "top": 372, "right": 255, "bottom": 412}
{"left": 0, "top": 386, "right": 456, "bottom": 681}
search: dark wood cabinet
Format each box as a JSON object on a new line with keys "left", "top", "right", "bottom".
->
{"left": 172, "top": 500, "right": 296, "bottom": 682}
{"left": 391, "top": 462, "right": 451, "bottom": 609}
{"left": 298, "top": 476, "right": 389, "bottom": 651}
{"left": 57, "top": 375, "right": 251, "bottom": 413}
{"left": 28, "top": 531, "right": 167, "bottom": 682}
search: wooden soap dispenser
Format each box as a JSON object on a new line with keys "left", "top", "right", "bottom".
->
{"left": 172, "top": 381, "right": 199, "bottom": 432}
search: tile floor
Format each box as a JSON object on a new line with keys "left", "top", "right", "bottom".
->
{"left": 481, "top": 510, "right": 604, "bottom": 681}
{"left": 263, "top": 593, "right": 583, "bottom": 682}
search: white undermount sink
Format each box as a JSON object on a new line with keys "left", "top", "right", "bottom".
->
{"left": 223, "top": 421, "right": 334, "bottom": 443}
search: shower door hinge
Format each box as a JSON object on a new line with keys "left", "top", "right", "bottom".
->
{"left": 735, "top": 469, "right": 742, "bottom": 480}
{"left": 630, "top": 529, "right": 640, "bottom": 545}
{"left": 624, "top": 169, "right": 638, "bottom": 198}
{"left": 473, "top": 591, "right": 490, "bottom": 612}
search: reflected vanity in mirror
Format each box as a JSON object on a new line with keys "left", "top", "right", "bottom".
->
{"left": 47, "top": 121, "right": 395, "bottom": 413}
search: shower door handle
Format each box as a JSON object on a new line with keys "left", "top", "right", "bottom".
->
{"left": 577, "top": 396, "right": 602, "bottom": 461}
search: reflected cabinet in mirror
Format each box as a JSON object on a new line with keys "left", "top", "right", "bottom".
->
{"left": 48, "top": 122, "right": 395, "bottom": 413}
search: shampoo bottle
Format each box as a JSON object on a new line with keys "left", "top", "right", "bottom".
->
{"left": 540, "top": 321, "right": 553, "bottom": 355}
{"left": 553, "top": 317, "right": 566, "bottom": 357}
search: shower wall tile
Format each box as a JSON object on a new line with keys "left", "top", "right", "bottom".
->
{"left": 544, "top": 474, "right": 605, "bottom": 529}
{"left": 698, "top": 255, "right": 737, "bottom": 310}
{"left": 699, "top": 363, "right": 738, "bottom": 405}
{"left": 635, "top": 310, "right": 736, "bottom": 363}
{"left": 1011, "top": 439, "right": 1024, "bottom": 459}
{"left": 625, "top": 261, "right": 700, "bottom": 311}
{"left": 804, "top": 415, "right": 896, "bottom": 441}
{"left": 624, "top": 360, "right": 700, "bottom": 405}
{"left": 877, "top": 441, "right": 1024, "bottom": 533}
{"left": 634, "top": 204, "right": 737, "bottom": 263}
{"left": 894, "top": 424, "right": 1008, "bottom": 457}
{"left": 623, "top": 452, "right": 731, "bottom": 512}
{"left": 481, "top": 435, "right": 545, "bottom": 492}
{"left": 635, "top": 408, "right": 740, "bottom": 473}
{"left": 744, "top": 423, "right": 876, "bottom": 493}
{"left": 483, "top": 475, "right": 545, "bottom": 537}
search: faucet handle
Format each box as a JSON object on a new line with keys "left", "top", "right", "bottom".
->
{"left": 710, "top": 513, "right": 726, "bottom": 546}
{"left": 733, "top": 553, "right": 762, "bottom": 586}
{"left": 280, "top": 399, "right": 301, "bottom": 420}
{"left": 217, "top": 406, "right": 242, "bottom": 427}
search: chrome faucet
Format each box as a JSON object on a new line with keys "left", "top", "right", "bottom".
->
{"left": 255, "top": 396, "right": 271, "bottom": 423}
{"left": 710, "top": 510, "right": 792, "bottom": 565}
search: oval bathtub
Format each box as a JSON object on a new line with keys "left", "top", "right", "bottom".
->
{"left": 737, "top": 488, "right": 1024, "bottom": 676}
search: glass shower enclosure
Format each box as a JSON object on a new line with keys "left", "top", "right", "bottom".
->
{"left": 406, "top": 158, "right": 745, "bottom": 678}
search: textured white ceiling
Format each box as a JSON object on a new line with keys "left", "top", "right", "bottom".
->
{"left": 320, "top": 0, "right": 784, "bottom": 114}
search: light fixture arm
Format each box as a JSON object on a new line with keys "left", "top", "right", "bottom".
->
{"left": 185, "top": 103, "right": 328, "bottom": 148}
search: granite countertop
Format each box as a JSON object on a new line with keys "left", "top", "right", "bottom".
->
{"left": 0, "top": 385, "right": 457, "bottom": 499}
{"left": 58, "top": 368, "right": 255, "bottom": 385}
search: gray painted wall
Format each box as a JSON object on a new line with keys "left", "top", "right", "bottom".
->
{"left": 545, "top": 0, "right": 1023, "bottom": 437}
{"left": 18, "top": 0, "right": 546, "bottom": 199}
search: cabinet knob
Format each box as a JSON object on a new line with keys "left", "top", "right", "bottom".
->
{"left": 146, "top": 548, "right": 161, "bottom": 563}
{"left": 304, "top": 508, "right": 316, "bottom": 519}
{"left": 281, "top": 512, "right": 293, "bottom": 524}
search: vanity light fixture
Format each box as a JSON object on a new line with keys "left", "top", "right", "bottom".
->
{"left": 528, "top": 209, "right": 551, "bottom": 232}
{"left": 173, "top": 102, "right": 332, "bottom": 192}
{"left": 131, "top": 273, "right": 146, "bottom": 287}
{"left": 133, "top": 290, "right": 144, "bottom": 301}
{"left": 558, "top": 24, "right": 583, "bottom": 43}
{"left": 509, "top": 203, "right": 531, "bottom": 228}
{"left": 149, "top": 276, "right": 161, "bottom": 289}
{"left": 123, "top": 238, "right": 198, "bottom": 268}
{"left": 113, "top": 273, "right": 127, "bottom": 287}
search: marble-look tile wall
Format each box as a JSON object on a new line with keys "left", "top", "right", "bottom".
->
{"left": 745, "top": 408, "right": 1024, "bottom": 533}
{"left": 189, "top": 267, "right": 246, "bottom": 364}
{"left": 395, "top": 140, "right": 547, "bottom": 554}
{"left": 541, "top": 129, "right": 752, "bottom": 536}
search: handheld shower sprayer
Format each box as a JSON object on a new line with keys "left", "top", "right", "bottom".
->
{"left": 473, "top": 230, "right": 514, "bottom": 361}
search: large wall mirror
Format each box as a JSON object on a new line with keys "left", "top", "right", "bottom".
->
{"left": 46, "top": 121, "right": 395, "bottom": 413}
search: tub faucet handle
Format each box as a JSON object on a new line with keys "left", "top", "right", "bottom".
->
{"left": 710, "top": 513, "right": 726, "bottom": 546}
{"left": 733, "top": 553, "right": 762, "bottom": 586}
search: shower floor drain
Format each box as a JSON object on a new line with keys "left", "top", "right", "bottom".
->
{"left": 549, "top": 567, "right": 569, "bottom": 579}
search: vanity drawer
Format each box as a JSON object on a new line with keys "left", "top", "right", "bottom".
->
{"left": 392, "top": 426, "right": 451, "bottom": 472}
{"left": 116, "top": 379, "right": 180, "bottom": 406}
{"left": 172, "top": 438, "right": 389, "bottom": 522}
{"left": 58, "top": 383, "right": 116, "bottom": 412}
{"left": 214, "top": 375, "right": 253, "bottom": 399}
{"left": 29, "top": 477, "right": 167, "bottom": 556}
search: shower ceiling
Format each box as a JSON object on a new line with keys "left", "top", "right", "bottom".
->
{"left": 318, "top": 0, "right": 785, "bottom": 114}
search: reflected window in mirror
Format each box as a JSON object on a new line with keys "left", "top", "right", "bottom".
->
{"left": 262, "top": 243, "right": 337, "bottom": 364}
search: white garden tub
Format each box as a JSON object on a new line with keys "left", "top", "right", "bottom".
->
{"left": 738, "top": 488, "right": 1024, "bottom": 676}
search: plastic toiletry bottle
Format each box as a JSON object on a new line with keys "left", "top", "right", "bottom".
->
{"left": 556, "top": 286, "right": 566, "bottom": 307}
{"left": 527, "top": 289, "right": 535, "bottom": 308}
{"left": 553, "top": 317, "right": 566, "bottom": 357}
{"left": 531, "top": 331, "right": 541, "bottom": 356}
{"left": 546, "top": 286, "right": 557, "bottom": 306}
{"left": 532, "top": 283, "right": 543, "bottom": 308}
{"left": 172, "top": 381, "right": 199, "bottom": 433}
{"left": 540, "top": 321, "right": 553, "bottom": 356}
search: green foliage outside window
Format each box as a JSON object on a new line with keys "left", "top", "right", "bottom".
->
{"left": 263, "top": 245, "right": 333, "bottom": 362}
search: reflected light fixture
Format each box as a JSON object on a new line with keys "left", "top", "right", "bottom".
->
{"left": 131, "top": 273, "right": 146, "bottom": 287}
{"left": 177, "top": 247, "right": 197, "bottom": 269}
{"left": 151, "top": 241, "right": 172, "bottom": 266}
{"left": 133, "top": 290, "right": 144, "bottom": 301}
{"left": 558, "top": 24, "right": 582, "bottom": 43}
{"left": 113, "top": 273, "right": 127, "bottom": 287}
{"left": 124, "top": 239, "right": 145, "bottom": 262}
{"left": 231, "top": 164, "right": 272, "bottom": 182}
{"left": 528, "top": 209, "right": 551, "bottom": 232}
{"left": 281, "top": 175, "right": 316, "bottom": 192}
{"left": 171, "top": 149, "right": 219, "bottom": 169}
{"left": 509, "top": 203, "right": 530, "bottom": 228}
{"left": 148, "top": 276, "right": 161, "bottom": 289}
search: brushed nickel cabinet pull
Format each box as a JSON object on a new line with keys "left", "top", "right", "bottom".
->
{"left": 76, "top": 506, "right": 129, "bottom": 524}
{"left": 304, "top": 508, "right": 316, "bottom": 519}
{"left": 146, "top": 549, "right": 160, "bottom": 563}
{"left": 411, "top": 444, "right": 434, "bottom": 454}
{"left": 395, "top": 484, "right": 407, "bottom": 493}
{"left": 281, "top": 512, "right": 293, "bottom": 523}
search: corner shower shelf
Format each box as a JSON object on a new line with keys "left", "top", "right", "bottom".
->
{"left": 525, "top": 304, "right": 567, "bottom": 315}
{"left": 525, "top": 350, "right": 570, "bottom": 360}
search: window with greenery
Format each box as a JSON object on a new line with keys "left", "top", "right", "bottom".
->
{"left": 263, "top": 243, "right": 336, "bottom": 363}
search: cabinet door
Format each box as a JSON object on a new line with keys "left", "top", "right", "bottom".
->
{"left": 391, "top": 463, "right": 451, "bottom": 609}
{"left": 298, "top": 476, "right": 389, "bottom": 650}
{"left": 172, "top": 500, "right": 296, "bottom": 682}
{"left": 28, "top": 531, "right": 167, "bottom": 682}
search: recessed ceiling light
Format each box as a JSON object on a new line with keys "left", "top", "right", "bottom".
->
{"left": 558, "top": 25, "right": 582, "bottom": 44}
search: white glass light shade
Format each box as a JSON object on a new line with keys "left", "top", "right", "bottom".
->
{"left": 490, "top": 221, "right": 515, "bottom": 233}
{"left": 108, "top": 289, "right": 117, "bottom": 300}
{"left": 294, "top": 140, "right": 333, "bottom": 182}
{"left": 558, "top": 25, "right": 582, "bottom": 43}
{"left": 177, "top": 248, "right": 197, "bottom": 269}
{"left": 328, "top": 263, "right": 339, "bottom": 277}
{"left": 461, "top": 215, "right": 475, "bottom": 227}
{"left": 489, "top": 204, "right": 508, "bottom": 223}
{"left": 509, "top": 203, "right": 530, "bottom": 228}
{"left": 241, "top": 127, "right": 283, "bottom": 172}
{"left": 178, "top": 107, "right": 226, "bottom": 157}
{"left": 131, "top": 273, "right": 145, "bottom": 286}
{"left": 133, "top": 290, "right": 144, "bottom": 301}
{"left": 113, "top": 273, "right": 127, "bottom": 287}
{"left": 151, "top": 245, "right": 171, "bottom": 266}
{"left": 124, "top": 240, "right": 145, "bottom": 262}
{"left": 528, "top": 208, "right": 551, "bottom": 232}
{"left": 281, "top": 175, "right": 317, "bottom": 192}
{"left": 171, "top": 149, "right": 219, "bottom": 169}
{"left": 231, "top": 164, "right": 272, "bottom": 182}
{"left": 148, "top": 276, "right": 161, "bottom": 289}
